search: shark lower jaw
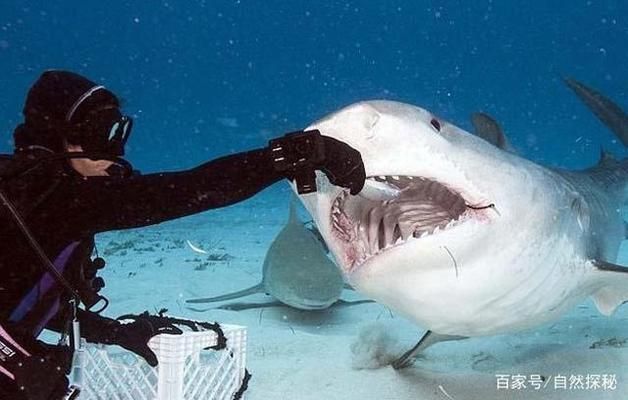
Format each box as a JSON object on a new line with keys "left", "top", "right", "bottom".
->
{"left": 329, "top": 175, "right": 494, "bottom": 272}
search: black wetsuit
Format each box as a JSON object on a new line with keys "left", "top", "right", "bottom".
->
{"left": 0, "top": 147, "right": 282, "bottom": 341}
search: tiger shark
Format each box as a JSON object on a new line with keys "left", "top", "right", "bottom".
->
{"left": 295, "top": 79, "right": 628, "bottom": 368}
{"left": 187, "top": 199, "right": 370, "bottom": 311}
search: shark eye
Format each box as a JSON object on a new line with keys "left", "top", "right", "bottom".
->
{"left": 430, "top": 118, "right": 441, "bottom": 132}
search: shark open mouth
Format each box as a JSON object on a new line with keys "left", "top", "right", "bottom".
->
{"left": 331, "top": 176, "right": 485, "bottom": 269}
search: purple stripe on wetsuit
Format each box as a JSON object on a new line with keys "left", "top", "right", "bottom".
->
{"left": 9, "top": 241, "right": 81, "bottom": 333}
{"left": 32, "top": 298, "right": 62, "bottom": 336}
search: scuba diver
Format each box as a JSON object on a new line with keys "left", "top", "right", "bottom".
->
{"left": 0, "top": 70, "right": 365, "bottom": 399}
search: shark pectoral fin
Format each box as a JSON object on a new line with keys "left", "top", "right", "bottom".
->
{"left": 591, "top": 260, "right": 628, "bottom": 315}
{"left": 593, "top": 259, "right": 628, "bottom": 273}
{"left": 392, "top": 331, "right": 467, "bottom": 370}
{"left": 592, "top": 287, "right": 628, "bottom": 316}
{"left": 334, "top": 299, "right": 374, "bottom": 307}
{"left": 215, "top": 300, "right": 285, "bottom": 311}
{"left": 185, "top": 283, "right": 265, "bottom": 304}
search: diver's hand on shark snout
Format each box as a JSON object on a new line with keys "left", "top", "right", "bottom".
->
{"left": 269, "top": 130, "right": 366, "bottom": 195}
{"left": 319, "top": 135, "right": 366, "bottom": 195}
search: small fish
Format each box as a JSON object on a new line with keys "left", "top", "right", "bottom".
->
{"left": 186, "top": 240, "right": 208, "bottom": 255}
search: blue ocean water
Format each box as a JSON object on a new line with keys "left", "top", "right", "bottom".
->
{"left": 2, "top": 2, "right": 628, "bottom": 399}
{"left": 1, "top": 1, "right": 627, "bottom": 171}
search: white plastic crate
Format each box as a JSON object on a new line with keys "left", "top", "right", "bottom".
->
{"left": 72, "top": 324, "right": 247, "bottom": 400}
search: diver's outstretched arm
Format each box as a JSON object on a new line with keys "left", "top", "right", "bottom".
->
{"left": 53, "top": 130, "right": 364, "bottom": 234}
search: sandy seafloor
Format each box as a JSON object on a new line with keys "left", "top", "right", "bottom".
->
{"left": 68, "top": 183, "right": 628, "bottom": 400}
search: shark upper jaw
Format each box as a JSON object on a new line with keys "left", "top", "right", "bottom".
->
{"left": 328, "top": 172, "right": 496, "bottom": 273}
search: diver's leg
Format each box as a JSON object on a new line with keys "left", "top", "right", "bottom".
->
{"left": 392, "top": 330, "right": 467, "bottom": 370}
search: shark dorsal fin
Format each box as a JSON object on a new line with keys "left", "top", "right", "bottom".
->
{"left": 597, "top": 147, "right": 617, "bottom": 167}
{"left": 564, "top": 77, "right": 628, "bottom": 148}
{"left": 471, "top": 112, "right": 511, "bottom": 151}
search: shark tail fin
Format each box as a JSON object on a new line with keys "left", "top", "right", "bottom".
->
{"left": 591, "top": 260, "right": 628, "bottom": 315}
{"left": 565, "top": 77, "right": 628, "bottom": 198}
{"left": 564, "top": 77, "right": 628, "bottom": 147}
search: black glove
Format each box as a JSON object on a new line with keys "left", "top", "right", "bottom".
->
{"left": 269, "top": 130, "right": 366, "bottom": 195}
{"left": 91, "top": 312, "right": 183, "bottom": 367}
{"left": 318, "top": 135, "right": 366, "bottom": 195}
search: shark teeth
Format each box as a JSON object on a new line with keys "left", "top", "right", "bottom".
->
{"left": 353, "top": 216, "right": 466, "bottom": 267}
{"left": 331, "top": 174, "right": 486, "bottom": 269}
